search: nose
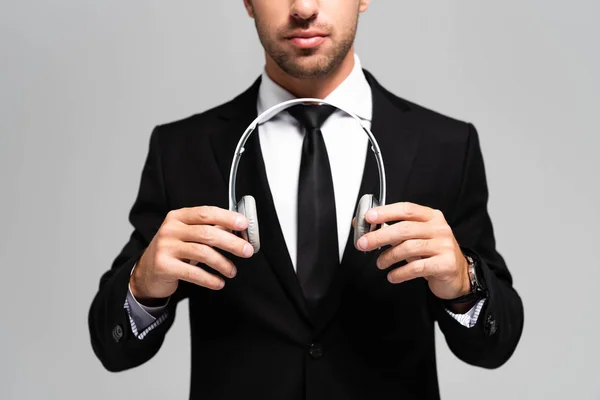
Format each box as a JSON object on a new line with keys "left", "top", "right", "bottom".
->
{"left": 291, "top": 0, "right": 319, "bottom": 22}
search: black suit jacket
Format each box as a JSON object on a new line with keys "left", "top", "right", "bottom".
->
{"left": 89, "top": 70, "right": 524, "bottom": 399}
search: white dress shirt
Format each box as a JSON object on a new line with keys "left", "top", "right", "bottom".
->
{"left": 256, "top": 53, "right": 371, "bottom": 268}
{"left": 123, "top": 54, "right": 484, "bottom": 338}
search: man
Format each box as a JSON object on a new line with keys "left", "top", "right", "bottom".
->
{"left": 88, "top": 1, "right": 524, "bottom": 399}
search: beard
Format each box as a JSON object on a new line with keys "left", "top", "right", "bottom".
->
{"left": 253, "top": 15, "right": 358, "bottom": 79}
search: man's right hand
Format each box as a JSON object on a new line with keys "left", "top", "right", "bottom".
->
{"left": 130, "top": 206, "right": 254, "bottom": 304}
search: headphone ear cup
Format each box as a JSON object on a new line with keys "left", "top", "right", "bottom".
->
{"left": 237, "top": 195, "right": 260, "bottom": 254}
{"left": 354, "top": 194, "right": 380, "bottom": 249}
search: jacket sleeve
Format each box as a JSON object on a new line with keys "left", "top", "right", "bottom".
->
{"left": 433, "top": 123, "right": 524, "bottom": 369}
{"left": 88, "top": 126, "right": 187, "bottom": 372}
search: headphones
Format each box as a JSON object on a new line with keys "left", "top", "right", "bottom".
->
{"left": 228, "top": 98, "right": 387, "bottom": 254}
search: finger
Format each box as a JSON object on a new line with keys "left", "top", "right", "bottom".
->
{"left": 214, "top": 225, "right": 230, "bottom": 232}
{"left": 171, "top": 258, "right": 226, "bottom": 290}
{"left": 182, "top": 224, "right": 254, "bottom": 258}
{"left": 177, "top": 242, "right": 237, "bottom": 279}
{"left": 387, "top": 256, "right": 439, "bottom": 284}
{"left": 173, "top": 206, "right": 248, "bottom": 231}
{"left": 356, "top": 221, "right": 435, "bottom": 251}
{"left": 376, "top": 239, "right": 439, "bottom": 270}
{"left": 364, "top": 202, "right": 436, "bottom": 225}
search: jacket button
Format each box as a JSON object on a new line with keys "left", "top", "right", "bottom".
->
{"left": 484, "top": 314, "right": 498, "bottom": 336}
{"left": 112, "top": 325, "right": 124, "bottom": 342}
{"left": 309, "top": 343, "right": 323, "bottom": 359}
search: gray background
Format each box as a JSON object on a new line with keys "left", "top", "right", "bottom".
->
{"left": 1, "top": 1, "right": 598, "bottom": 399}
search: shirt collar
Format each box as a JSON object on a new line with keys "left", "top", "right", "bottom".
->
{"left": 257, "top": 53, "right": 373, "bottom": 124}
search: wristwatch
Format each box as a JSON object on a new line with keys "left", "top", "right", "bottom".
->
{"left": 446, "top": 249, "right": 488, "bottom": 304}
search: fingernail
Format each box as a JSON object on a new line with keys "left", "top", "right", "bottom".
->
{"left": 357, "top": 236, "right": 368, "bottom": 250}
{"left": 376, "top": 257, "right": 382, "bottom": 269}
{"left": 243, "top": 243, "right": 254, "bottom": 257}
{"left": 236, "top": 216, "right": 246, "bottom": 230}
{"left": 366, "top": 209, "right": 378, "bottom": 222}
{"left": 231, "top": 266, "right": 237, "bottom": 278}
{"left": 218, "top": 280, "right": 225, "bottom": 289}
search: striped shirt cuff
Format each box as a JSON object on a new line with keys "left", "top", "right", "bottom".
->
{"left": 124, "top": 291, "right": 169, "bottom": 340}
{"left": 124, "top": 300, "right": 169, "bottom": 340}
{"left": 444, "top": 299, "right": 486, "bottom": 328}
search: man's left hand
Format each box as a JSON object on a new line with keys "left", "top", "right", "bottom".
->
{"left": 355, "top": 202, "right": 471, "bottom": 301}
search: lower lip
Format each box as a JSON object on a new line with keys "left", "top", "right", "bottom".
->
{"left": 289, "top": 36, "right": 326, "bottom": 49}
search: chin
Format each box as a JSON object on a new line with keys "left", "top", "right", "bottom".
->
{"left": 284, "top": 54, "right": 335, "bottom": 79}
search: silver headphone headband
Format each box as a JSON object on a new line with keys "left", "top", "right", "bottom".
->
{"left": 228, "top": 97, "right": 386, "bottom": 211}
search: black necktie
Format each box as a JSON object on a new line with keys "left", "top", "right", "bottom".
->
{"left": 288, "top": 104, "right": 339, "bottom": 311}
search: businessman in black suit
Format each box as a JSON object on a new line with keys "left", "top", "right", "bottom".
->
{"left": 88, "top": 1, "right": 524, "bottom": 398}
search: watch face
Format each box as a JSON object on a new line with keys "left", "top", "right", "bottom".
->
{"left": 461, "top": 248, "right": 487, "bottom": 293}
{"left": 471, "top": 261, "right": 487, "bottom": 292}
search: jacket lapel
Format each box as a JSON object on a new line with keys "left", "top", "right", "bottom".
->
{"left": 209, "top": 78, "right": 312, "bottom": 323}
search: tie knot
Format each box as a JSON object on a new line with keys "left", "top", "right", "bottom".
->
{"left": 287, "top": 104, "right": 337, "bottom": 131}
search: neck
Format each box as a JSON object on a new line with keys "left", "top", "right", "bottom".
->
{"left": 264, "top": 48, "right": 356, "bottom": 99}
